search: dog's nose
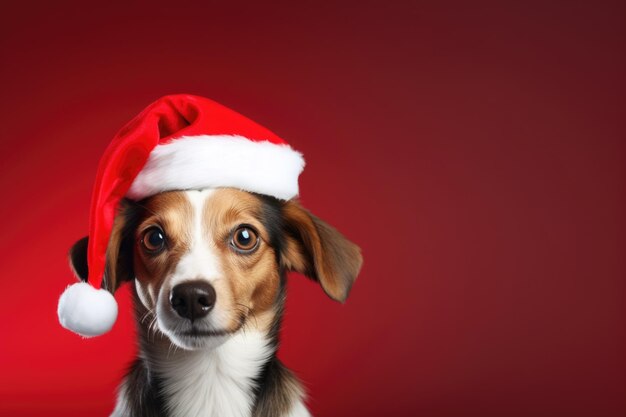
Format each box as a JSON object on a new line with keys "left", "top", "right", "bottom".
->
{"left": 170, "top": 281, "right": 216, "bottom": 321}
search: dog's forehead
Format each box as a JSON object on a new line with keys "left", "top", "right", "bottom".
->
{"left": 141, "top": 191, "right": 192, "bottom": 219}
{"left": 202, "top": 188, "right": 267, "bottom": 227}
{"left": 140, "top": 188, "right": 265, "bottom": 229}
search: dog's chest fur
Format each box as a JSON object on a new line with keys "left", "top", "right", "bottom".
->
{"left": 157, "top": 331, "right": 271, "bottom": 417}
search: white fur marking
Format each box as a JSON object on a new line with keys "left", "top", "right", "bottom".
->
{"left": 170, "top": 190, "right": 221, "bottom": 287}
{"left": 156, "top": 190, "right": 232, "bottom": 342}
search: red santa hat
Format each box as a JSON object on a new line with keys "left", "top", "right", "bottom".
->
{"left": 57, "top": 94, "right": 305, "bottom": 337}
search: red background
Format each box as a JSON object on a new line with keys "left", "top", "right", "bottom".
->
{"left": 0, "top": 1, "right": 624, "bottom": 416}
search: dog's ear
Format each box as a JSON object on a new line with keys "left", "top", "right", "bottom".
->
{"left": 67, "top": 200, "right": 137, "bottom": 292}
{"left": 68, "top": 236, "right": 89, "bottom": 281}
{"left": 280, "top": 200, "right": 363, "bottom": 302}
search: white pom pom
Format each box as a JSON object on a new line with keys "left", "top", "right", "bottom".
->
{"left": 57, "top": 282, "right": 118, "bottom": 337}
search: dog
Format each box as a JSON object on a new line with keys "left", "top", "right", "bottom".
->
{"left": 68, "top": 187, "right": 362, "bottom": 417}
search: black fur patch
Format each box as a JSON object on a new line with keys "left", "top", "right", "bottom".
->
{"left": 123, "top": 358, "right": 168, "bottom": 416}
{"left": 252, "top": 356, "right": 303, "bottom": 417}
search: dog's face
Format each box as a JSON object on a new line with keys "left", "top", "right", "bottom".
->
{"left": 133, "top": 188, "right": 284, "bottom": 349}
{"left": 70, "top": 188, "right": 362, "bottom": 350}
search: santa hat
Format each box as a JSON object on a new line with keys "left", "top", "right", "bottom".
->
{"left": 57, "top": 94, "right": 305, "bottom": 337}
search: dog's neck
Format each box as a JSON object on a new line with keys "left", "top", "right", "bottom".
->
{"left": 127, "top": 289, "right": 306, "bottom": 417}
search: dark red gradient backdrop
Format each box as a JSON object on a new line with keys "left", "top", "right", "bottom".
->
{"left": 1, "top": 1, "right": 624, "bottom": 416}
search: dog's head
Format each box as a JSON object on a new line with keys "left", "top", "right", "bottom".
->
{"left": 69, "top": 188, "right": 362, "bottom": 349}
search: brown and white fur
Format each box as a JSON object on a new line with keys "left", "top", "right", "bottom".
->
{"left": 69, "top": 188, "right": 362, "bottom": 417}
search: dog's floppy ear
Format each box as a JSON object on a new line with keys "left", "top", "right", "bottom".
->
{"left": 68, "top": 236, "right": 89, "bottom": 281}
{"left": 280, "top": 200, "right": 363, "bottom": 302}
{"left": 67, "top": 200, "right": 137, "bottom": 292}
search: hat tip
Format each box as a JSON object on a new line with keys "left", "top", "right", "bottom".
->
{"left": 58, "top": 282, "right": 118, "bottom": 337}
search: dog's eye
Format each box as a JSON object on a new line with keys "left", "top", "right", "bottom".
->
{"left": 231, "top": 226, "right": 259, "bottom": 252}
{"left": 141, "top": 227, "right": 166, "bottom": 253}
